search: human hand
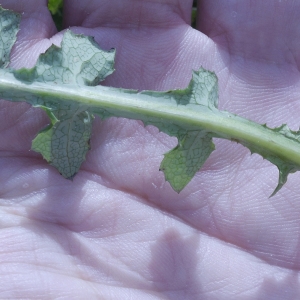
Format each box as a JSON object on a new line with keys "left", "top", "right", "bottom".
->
{"left": 1, "top": 0, "right": 300, "bottom": 298}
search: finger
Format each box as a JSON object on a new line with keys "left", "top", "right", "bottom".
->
{"left": 0, "top": 0, "right": 57, "bottom": 68}
{"left": 64, "top": 0, "right": 193, "bottom": 28}
{"left": 61, "top": 0, "right": 214, "bottom": 93}
{"left": 197, "top": 0, "right": 300, "bottom": 67}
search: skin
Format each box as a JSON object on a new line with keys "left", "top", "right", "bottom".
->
{"left": 0, "top": 0, "right": 300, "bottom": 298}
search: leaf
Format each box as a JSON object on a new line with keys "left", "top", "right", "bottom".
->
{"left": 140, "top": 68, "right": 219, "bottom": 192}
{"left": 48, "top": 0, "right": 63, "bottom": 15}
{"left": 13, "top": 31, "right": 115, "bottom": 178}
{"left": 31, "top": 105, "right": 94, "bottom": 178}
{"left": 160, "top": 130, "right": 215, "bottom": 192}
{"left": 48, "top": 0, "right": 63, "bottom": 31}
{"left": 0, "top": 6, "right": 20, "bottom": 68}
{"left": 14, "top": 30, "right": 116, "bottom": 85}
{"left": 241, "top": 124, "right": 300, "bottom": 197}
{"left": 1, "top": 5, "right": 300, "bottom": 195}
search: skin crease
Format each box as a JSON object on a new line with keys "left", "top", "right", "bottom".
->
{"left": 0, "top": 0, "right": 300, "bottom": 298}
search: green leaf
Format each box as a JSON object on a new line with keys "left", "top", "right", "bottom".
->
{"left": 14, "top": 30, "right": 116, "bottom": 85}
{"left": 2, "top": 5, "right": 300, "bottom": 195}
{"left": 160, "top": 130, "right": 215, "bottom": 192}
{"left": 0, "top": 6, "right": 20, "bottom": 68}
{"left": 242, "top": 124, "right": 300, "bottom": 197}
{"left": 13, "top": 30, "right": 115, "bottom": 178}
{"left": 32, "top": 105, "right": 93, "bottom": 178}
{"left": 140, "top": 68, "right": 218, "bottom": 191}
{"left": 48, "top": 0, "right": 63, "bottom": 31}
{"left": 48, "top": 0, "right": 63, "bottom": 15}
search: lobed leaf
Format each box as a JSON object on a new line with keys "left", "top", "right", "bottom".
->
{"left": 1, "top": 5, "right": 300, "bottom": 196}
{"left": 13, "top": 30, "right": 115, "bottom": 178}
{"left": 0, "top": 6, "right": 20, "bottom": 68}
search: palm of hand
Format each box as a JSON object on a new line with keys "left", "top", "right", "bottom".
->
{"left": 0, "top": 0, "right": 300, "bottom": 298}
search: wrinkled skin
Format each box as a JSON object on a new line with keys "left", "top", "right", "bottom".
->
{"left": 0, "top": 0, "right": 300, "bottom": 298}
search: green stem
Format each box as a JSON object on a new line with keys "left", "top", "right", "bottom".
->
{"left": 1, "top": 71, "right": 300, "bottom": 168}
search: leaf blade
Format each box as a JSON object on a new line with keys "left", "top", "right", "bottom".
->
{"left": 1, "top": 4, "right": 300, "bottom": 195}
{"left": 14, "top": 30, "right": 116, "bottom": 85}
{"left": 32, "top": 105, "right": 94, "bottom": 178}
{"left": 160, "top": 131, "right": 215, "bottom": 192}
{"left": 13, "top": 31, "right": 115, "bottom": 179}
{"left": 0, "top": 6, "right": 20, "bottom": 68}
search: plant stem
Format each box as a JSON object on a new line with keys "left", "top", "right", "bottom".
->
{"left": 1, "top": 71, "right": 300, "bottom": 168}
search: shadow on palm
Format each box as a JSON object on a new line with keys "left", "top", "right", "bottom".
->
{"left": 1, "top": 0, "right": 300, "bottom": 298}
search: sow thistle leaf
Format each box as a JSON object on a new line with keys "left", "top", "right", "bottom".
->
{"left": 240, "top": 124, "right": 300, "bottom": 197}
{"left": 160, "top": 130, "right": 215, "bottom": 192}
{"left": 14, "top": 30, "right": 115, "bottom": 86}
{"left": 31, "top": 105, "right": 94, "bottom": 178}
{"left": 141, "top": 68, "right": 218, "bottom": 192}
{"left": 0, "top": 6, "right": 20, "bottom": 68}
{"left": 13, "top": 30, "right": 115, "bottom": 178}
{"left": 1, "top": 5, "right": 300, "bottom": 196}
